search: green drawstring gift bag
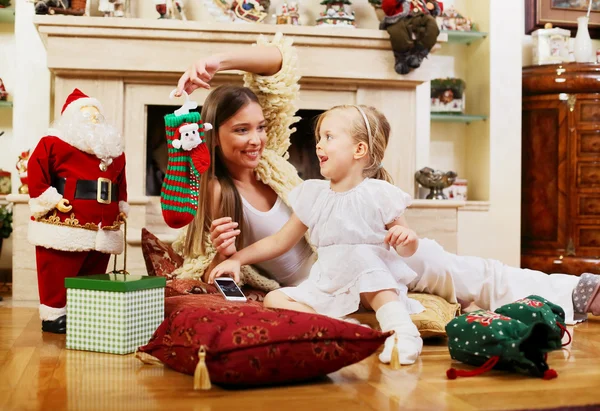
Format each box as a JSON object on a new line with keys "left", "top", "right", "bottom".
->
{"left": 445, "top": 308, "right": 561, "bottom": 380}
{"left": 494, "top": 295, "right": 570, "bottom": 349}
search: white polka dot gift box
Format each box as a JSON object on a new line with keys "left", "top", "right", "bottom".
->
{"left": 445, "top": 295, "right": 567, "bottom": 380}
{"left": 65, "top": 273, "right": 165, "bottom": 355}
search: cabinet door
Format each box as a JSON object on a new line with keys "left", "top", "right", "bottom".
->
{"left": 521, "top": 97, "right": 569, "bottom": 255}
{"left": 571, "top": 95, "right": 600, "bottom": 258}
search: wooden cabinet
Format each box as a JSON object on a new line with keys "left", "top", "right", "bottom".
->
{"left": 522, "top": 63, "right": 600, "bottom": 275}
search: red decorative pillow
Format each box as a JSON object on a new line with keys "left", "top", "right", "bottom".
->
{"left": 138, "top": 295, "right": 389, "bottom": 388}
{"left": 141, "top": 228, "right": 184, "bottom": 279}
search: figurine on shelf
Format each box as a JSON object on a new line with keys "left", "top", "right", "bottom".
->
{"left": 204, "top": 0, "right": 237, "bottom": 22}
{"left": 154, "top": 0, "right": 187, "bottom": 20}
{"left": 27, "top": 88, "right": 129, "bottom": 334}
{"left": 316, "top": 0, "right": 356, "bottom": 28}
{"left": 15, "top": 149, "right": 29, "bottom": 194}
{"left": 232, "top": 0, "right": 268, "bottom": 23}
{"left": 34, "top": 0, "right": 68, "bottom": 15}
{"left": 431, "top": 78, "right": 466, "bottom": 113}
{"left": 99, "top": 0, "right": 130, "bottom": 17}
{"left": 0, "top": 170, "right": 11, "bottom": 195}
{"left": 35, "top": 0, "right": 87, "bottom": 15}
{"left": 0, "top": 78, "right": 8, "bottom": 101}
{"left": 380, "top": 0, "right": 442, "bottom": 75}
{"left": 276, "top": 2, "right": 300, "bottom": 25}
{"left": 436, "top": 6, "right": 472, "bottom": 32}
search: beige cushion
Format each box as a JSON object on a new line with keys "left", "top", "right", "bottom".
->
{"left": 407, "top": 292, "right": 461, "bottom": 338}
{"left": 349, "top": 293, "right": 461, "bottom": 339}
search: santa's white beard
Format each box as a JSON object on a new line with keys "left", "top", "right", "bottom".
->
{"left": 53, "top": 113, "right": 124, "bottom": 162}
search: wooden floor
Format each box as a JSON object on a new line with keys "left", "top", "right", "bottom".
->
{"left": 2, "top": 301, "right": 600, "bottom": 411}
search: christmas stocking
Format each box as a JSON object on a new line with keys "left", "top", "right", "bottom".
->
{"left": 445, "top": 302, "right": 562, "bottom": 380}
{"left": 161, "top": 111, "right": 211, "bottom": 229}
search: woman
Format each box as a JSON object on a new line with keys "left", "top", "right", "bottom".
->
{"left": 171, "top": 34, "right": 598, "bottom": 325}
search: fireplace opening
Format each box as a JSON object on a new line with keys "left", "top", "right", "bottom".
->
{"left": 145, "top": 106, "right": 324, "bottom": 196}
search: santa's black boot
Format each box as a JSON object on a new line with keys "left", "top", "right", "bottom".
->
{"left": 42, "top": 315, "right": 67, "bottom": 334}
{"left": 393, "top": 51, "right": 412, "bottom": 75}
{"left": 407, "top": 53, "right": 422, "bottom": 69}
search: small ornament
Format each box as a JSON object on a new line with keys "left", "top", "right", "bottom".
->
{"left": 0, "top": 78, "right": 8, "bottom": 101}
{"left": 99, "top": 0, "right": 130, "bottom": 17}
{"left": 316, "top": 0, "right": 356, "bottom": 28}
{"left": 436, "top": 6, "right": 473, "bottom": 32}
{"left": 0, "top": 170, "right": 11, "bottom": 195}
{"left": 431, "top": 78, "right": 466, "bottom": 114}
{"left": 232, "top": 0, "right": 268, "bottom": 23}
{"left": 275, "top": 2, "right": 300, "bottom": 25}
{"left": 154, "top": 0, "right": 187, "bottom": 20}
{"left": 16, "top": 150, "right": 30, "bottom": 194}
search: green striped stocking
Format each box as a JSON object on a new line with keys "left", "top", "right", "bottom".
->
{"left": 161, "top": 111, "right": 211, "bottom": 229}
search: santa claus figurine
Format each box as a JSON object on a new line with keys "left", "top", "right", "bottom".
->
{"left": 27, "top": 88, "right": 128, "bottom": 334}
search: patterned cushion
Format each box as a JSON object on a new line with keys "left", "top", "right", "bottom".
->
{"left": 407, "top": 292, "right": 461, "bottom": 338}
{"left": 138, "top": 295, "right": 389, "bottom": 388}
{"left": 141, "top": 228, "right": 183, "bottom": 279}
{"left": 141, "top": 228, "right": 267, "bottom": 302}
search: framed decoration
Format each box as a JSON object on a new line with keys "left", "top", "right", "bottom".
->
{"left": 525, "top": 0, "right": 600, "bottom": 39}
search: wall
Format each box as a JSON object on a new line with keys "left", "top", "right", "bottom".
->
{"left": 457, "top": 0, "right": 522, "bottom": 266}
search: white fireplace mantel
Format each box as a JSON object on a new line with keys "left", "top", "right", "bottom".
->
{"left": 9, "top": 17, "right": 463, "bottom": 302}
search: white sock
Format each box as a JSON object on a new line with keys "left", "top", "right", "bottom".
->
{"left": 376, "top": 300, "right": 423, "bottom": 365}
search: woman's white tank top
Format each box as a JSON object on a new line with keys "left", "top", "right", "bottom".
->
{"left": 241, "top": 195, "right": 315, "bottom": 286}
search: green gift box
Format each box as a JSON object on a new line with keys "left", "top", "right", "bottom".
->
{"left": 65, "top": 273, "right": 166, "bottom": 355}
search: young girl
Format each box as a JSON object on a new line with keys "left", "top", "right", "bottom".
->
{"left": 209, "top": 104, "right": 425, "bottom": 365}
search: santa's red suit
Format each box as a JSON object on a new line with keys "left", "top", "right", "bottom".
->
{"left": 27, "top": 89, "right": 129, "bottom": 326}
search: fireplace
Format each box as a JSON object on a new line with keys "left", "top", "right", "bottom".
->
{"left": 8, "top": 17, "right": 464, "bottom": 302}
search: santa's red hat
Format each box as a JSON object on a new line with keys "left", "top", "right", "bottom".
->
{"left": 61, "top": 88, "right": 103, "bottom": 119}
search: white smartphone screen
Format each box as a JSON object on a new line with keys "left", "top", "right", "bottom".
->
{"left": 214, "top": 278, "right": 246, "bottom": 300}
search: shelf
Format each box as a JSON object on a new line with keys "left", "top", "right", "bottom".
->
{"left": 439, "top": 30, "right": 487, "bottom": 45}
{"left": 0, "top": 8, "right": 15, "bottom": 23}
{"left": 0, "top": 101, "right": 13, "bottom": 109}
{"left": 431, "top": 113, "right": 487, "bottom": 124}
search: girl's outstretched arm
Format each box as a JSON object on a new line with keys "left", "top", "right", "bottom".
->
{"left": 208, "top": 213, "right": 307, "bottom": 283}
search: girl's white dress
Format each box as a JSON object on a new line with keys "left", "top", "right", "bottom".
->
{"left": 279, "top": 178, "right": 425, "bottom": 318}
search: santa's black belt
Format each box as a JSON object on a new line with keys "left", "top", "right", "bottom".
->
{"left": 52, "top": 177, "right": 119, "bottom": 205}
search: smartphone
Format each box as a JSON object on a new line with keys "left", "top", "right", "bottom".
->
{"left": 214, "top": 277, "right": 247, "bottom": 302}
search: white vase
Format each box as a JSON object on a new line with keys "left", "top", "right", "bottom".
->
{"left": 574, "top": 16, "right": 594, "bottom": 63}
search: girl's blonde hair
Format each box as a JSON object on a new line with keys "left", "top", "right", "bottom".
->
{"left": 183, "top": 85, "right": 260, "bottom": 257}
{"left": 315, "top": 104, "right": 393, "bottom": 184}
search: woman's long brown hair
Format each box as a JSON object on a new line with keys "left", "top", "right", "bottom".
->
{"left": 183, "top": 85, "right": 260, "bottom": 257}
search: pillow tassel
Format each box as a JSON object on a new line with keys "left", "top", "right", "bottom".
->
{"left": 194, "top": 346, "right": 212, "bottom": 390}
{"left": 390, "top": 334, "right": 401, "bottom": 370}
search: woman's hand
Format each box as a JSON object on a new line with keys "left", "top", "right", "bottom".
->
{"left": 208, "top": 258, "right": 241, "bottom": 284}
{"left": 175, "top": 56, "right": 221, "bottom": 96}
{"left": 210, "top": 217, "right": 240, "bottom": 258}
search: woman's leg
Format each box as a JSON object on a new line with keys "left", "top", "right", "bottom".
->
{"left": 263, "top": 290, "right": 316, "bottom": 314}
{"left": 404, "top": 239, "right": 582, "bottom": 323}
{"left": 362, "top": 289, "right": 422, "bottom": 365}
